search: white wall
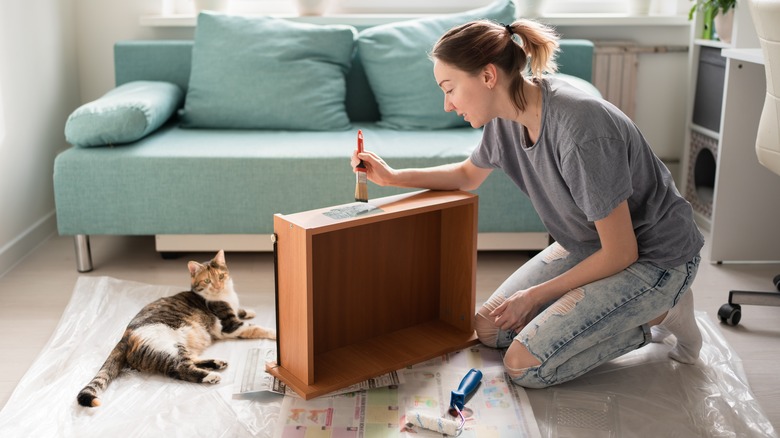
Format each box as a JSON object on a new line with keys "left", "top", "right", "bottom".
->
{"left": 74, "top": 0, "right": 194, "bottom": 103}
{"left": 0, "top": 0, "right": 80, "bottom": 276}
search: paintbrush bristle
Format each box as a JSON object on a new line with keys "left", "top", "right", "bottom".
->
{"left": 355, "top": 169, "right": 368, "bottom": 202}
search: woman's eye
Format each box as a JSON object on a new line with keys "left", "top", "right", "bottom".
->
{"left": 219, "top": 274, "right": 225, "bottom": 279}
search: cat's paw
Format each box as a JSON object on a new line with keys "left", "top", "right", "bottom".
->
{"left": 238, "top": 309, "right": 256, "bottom": 319}
{"left": 239, "top": 325, "right": 276, "bottom": 340}
{"left": 196, "top": 358, "right": 228, "bottom": 370}
{"left": 202, "top": 372, "right": 221, "bottom": 384}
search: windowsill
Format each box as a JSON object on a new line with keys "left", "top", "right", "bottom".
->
{"left": 139, "top": 13, "right": 690, "bottom": 28}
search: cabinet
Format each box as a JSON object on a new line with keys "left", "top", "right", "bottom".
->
{"left": 681, "top": 3, "right": 780, "bottom": 263}
{"left": 267, "top": 190, "right": 479, "bottom": 399}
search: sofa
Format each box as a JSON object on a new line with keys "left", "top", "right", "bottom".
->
{"left": 53, "top": 1, "right": 598, "bottom": 272}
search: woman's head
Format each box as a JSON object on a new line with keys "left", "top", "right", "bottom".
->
{"left": 431, "top": 19, "right": 560, "bottom": 117}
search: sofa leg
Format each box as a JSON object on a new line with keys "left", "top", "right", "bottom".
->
{"left": 74, "top": 234, "right": 93, "bottom": 273}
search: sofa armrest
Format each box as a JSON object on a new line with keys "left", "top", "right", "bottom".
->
{"left": 558, "top": 39, "right": 595, "bottom": 83}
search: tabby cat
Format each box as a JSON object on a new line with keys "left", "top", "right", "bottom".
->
{"left": 77, "top": 250, "right": 275, "bottom": 408}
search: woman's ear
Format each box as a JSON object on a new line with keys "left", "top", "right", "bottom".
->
{"left": 483, "top": 64, "right": 498, "bottom": 89}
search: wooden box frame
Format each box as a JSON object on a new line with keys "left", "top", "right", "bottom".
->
{"left": 267, "top": 190, "right": 479, "bottom": 399}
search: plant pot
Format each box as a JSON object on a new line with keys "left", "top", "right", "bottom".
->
{"left": 518, "top": 0, "right": 545, "bottom": 17}
{"left": 628, "top": 0, "right": 652, "bottom": 15}
{"left": 296, "top": 0, "right": 329, "bottom": 16}
{"left": 194, "top": 0, "right": 229, "bottom": 13}
{"left": 713, "top": 8, "right": 734, "bottom": 44}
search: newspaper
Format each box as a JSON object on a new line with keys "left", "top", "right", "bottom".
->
{"left": 271, "top": 345, "right": 541, "bottom": 438}
{"left": 233, "top": 346, "right": 403, "bottom": 398}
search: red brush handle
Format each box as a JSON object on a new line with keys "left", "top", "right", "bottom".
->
{"left": 356, "top": 130, "right": 366, "bottom": 172}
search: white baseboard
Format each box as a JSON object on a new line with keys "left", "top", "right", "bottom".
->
{"left": 155, "top": 232, "right": 550, "bottom": 252}
{"left": 0, "top": 211, "right": 57, "bottom": 278}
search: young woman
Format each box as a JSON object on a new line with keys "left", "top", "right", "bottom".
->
{"left": 351, "top": 19, "right": 704, "bottom": 388}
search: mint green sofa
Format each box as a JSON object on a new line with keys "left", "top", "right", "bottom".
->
{"left": 53, "top": 38, "right": 596, "bottom": 272}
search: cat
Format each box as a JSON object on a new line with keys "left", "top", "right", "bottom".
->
{"left": 77, "top": 249, "right": 275, "bottom": 408}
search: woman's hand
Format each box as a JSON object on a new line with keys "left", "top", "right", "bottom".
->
{"left": 489, "top": 289, "right": 542, "bottom": 333}
{"left": 350, "top": 152, "right": 492, "bottom": 191}
{"left": 351, "top": 150, "right": 396, "bottom": 187}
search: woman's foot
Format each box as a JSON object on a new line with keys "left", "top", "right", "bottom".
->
{"left": 653, "top": 289, "right": 702, "bottom": 364}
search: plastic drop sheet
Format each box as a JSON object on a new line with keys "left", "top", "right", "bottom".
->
{"left": 530, "top": 310, "right": 777, "bottom": 438}
{"left": 0, "top": 276, "right": 776, "bottom": 437}
{"left": 0, "top": 276, "right": 281, "bottom": 438}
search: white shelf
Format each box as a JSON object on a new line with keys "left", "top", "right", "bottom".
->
{"left": 722, "top": 48, "right": 764, "bottom": 65}
{"left": 689, "top": 123, "right": 720, "bottom": 140}
{"left": 694, "top": 38, "right": 731, "bottom": 49}
{"left": 139, "top": 13, "right": 690, "bottom": 28}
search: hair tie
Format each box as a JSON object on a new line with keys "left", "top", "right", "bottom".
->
{"left": 503, "top": 23, "right": 514, "bottom": 35}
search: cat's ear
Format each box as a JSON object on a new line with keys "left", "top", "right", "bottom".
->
{"left": 187, "top": 261, "right": 202, "bottom": 276}
{"left": 215, "top": 249, "right": 225, "bottom": 265}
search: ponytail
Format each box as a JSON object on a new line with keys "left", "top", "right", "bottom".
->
{"left": 505, "top": 20, "right": 559, "bottom": 79}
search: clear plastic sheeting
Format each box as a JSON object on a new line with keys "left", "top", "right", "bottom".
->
{"left": 0, "top": 276, "right": 281, "bottom": 438}
{"left": 0, "top": 277, "right": 776, "bottom": 438}
{"left": 529, "top": 311, "right": 777, "bottom": 438}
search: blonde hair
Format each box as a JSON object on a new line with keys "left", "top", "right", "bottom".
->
{"left": 431, "top": 19, "right": 560, "bottom": 112}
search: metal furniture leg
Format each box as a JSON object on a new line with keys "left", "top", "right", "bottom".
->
{"left": 74, "top": 234, "right": 93, "bottom": 272}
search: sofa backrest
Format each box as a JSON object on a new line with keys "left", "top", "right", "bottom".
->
{"left": 114, "top": 38, "right": 593, "bottom": 123}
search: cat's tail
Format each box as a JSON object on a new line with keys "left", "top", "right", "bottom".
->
{"left": 77, "top": 334, "right": 129, "bottom": 408}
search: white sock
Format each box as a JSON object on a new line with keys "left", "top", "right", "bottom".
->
{"left": 650, "top": 324, "right": 671, "bottom": 343}
{"left": 656, "top": 289, "right": 702, "bottom": 364}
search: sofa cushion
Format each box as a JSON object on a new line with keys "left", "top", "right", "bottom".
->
{"left": 64, "top": 81, "right": 183, "bottom": 147}
{"left": 181, "top": 13, "right": 357, "bottom": 131}
{"left": 357, "top": 0, "right": 516, "bottom": 130}
{"left": 53, "top": 122, "right": 545, "bottom": 235}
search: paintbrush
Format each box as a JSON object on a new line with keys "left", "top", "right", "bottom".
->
{"left": 354, "top": 129, "right": 368, "bottom": 202}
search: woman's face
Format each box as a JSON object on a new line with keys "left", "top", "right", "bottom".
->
{"left": 433, "top": 60, "right": 494, "bottom": 128}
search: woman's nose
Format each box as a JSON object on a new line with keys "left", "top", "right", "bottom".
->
{"left": 444, "top": 97, "right": 454, "bottom": 112}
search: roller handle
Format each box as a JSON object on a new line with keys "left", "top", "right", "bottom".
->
{"left": 450, "top": 368, "right": 483, "bottom": 411}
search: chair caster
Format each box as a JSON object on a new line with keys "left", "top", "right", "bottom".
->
{"left": 718, "top": 303, "right": 742, "bottom": 326}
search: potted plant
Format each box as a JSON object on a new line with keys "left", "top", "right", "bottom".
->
{"left": 688, "top": 0, "right": 737, "bottom": 43}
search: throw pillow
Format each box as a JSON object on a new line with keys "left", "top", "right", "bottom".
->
{"left": 357, "top": 0, "right": 516, "bottom": 130}
{"left": 181, "top": 13, "right": 357, "bottom": 131}
{"left": 64, "top": 81, "right": 183, "bottom": 148}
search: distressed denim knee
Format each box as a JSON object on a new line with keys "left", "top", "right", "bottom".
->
{"left": 474, "top": 294, "right": 505, "bottom": 347}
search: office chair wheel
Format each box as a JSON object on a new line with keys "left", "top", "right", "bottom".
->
{"left": 718, "top": 303, "right": 742, "bottom": 326}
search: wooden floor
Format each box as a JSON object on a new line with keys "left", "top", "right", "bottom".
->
{"left": 1, "top": 233, "right": 778, "bottom": 431}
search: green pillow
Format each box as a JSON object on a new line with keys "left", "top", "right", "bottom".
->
{"left": 64, "top": 81, "right": 183, "bottom": 147}
{"left": 181, "top": 13, "right": 357, "bottom": 130}
{"left": 357, "top": 0, "right": 516, "bottom": 130}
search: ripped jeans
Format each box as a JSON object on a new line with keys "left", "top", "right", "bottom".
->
{"left": 475, "top": 242, "right": 700, "bottom": 388}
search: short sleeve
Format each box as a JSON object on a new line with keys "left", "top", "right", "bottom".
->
{"left": 561, "top": 137, "right": 633, "bottom": 222}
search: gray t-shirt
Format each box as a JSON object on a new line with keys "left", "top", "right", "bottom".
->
{"left": 471, "top": 77, "right": 703, "bottom": 268}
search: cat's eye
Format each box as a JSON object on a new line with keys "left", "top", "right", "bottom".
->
{"left": 204, "top": 279, "right": 211, "bottom": 284}
{"left": 219, "top": 274, "right": 225, "bottom": 280}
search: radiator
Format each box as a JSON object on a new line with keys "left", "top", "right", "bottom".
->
{"left": 591, "top": 42, "right": 687, "bottom": 119}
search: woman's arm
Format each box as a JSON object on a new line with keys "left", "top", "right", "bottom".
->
{"left": 352, "top": 150, "right": 493, "bottom": 191}
{"left": 491, "top": 200, "right": 639, "bottom": 331}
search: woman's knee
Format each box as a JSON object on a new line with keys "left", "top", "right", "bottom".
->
{"left": 502, "top": 340, "right": 551, "bottom": 388}
{"left": 474, "top": 295, "right": 506, "bottom": 347}
{"left": 504, "top": 340, "right": 541, "bottom": 372}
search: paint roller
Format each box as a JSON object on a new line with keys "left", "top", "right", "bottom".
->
{"left": 405, "top": 368, "right": 483, "bottom": 436}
